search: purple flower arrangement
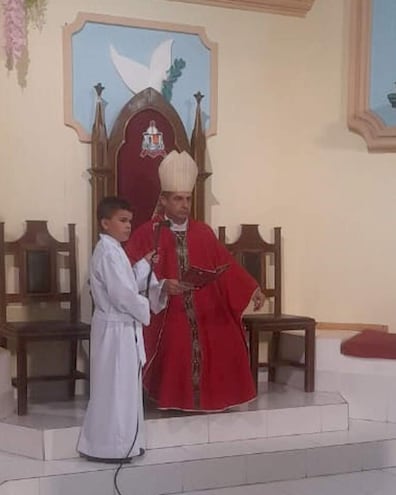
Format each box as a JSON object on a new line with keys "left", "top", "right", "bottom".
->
{"left": 2, "top": 0, "right": 46, "bottom": 68}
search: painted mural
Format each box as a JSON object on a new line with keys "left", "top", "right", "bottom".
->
{"left": 63, "top": 13, "right": 217, "bottom": 142}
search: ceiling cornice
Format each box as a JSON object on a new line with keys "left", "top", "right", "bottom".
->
{"left": 168, "top": 0, "right": 316, "bottom": 18}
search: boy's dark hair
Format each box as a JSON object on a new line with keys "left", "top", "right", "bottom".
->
{"left": 96, "top": 196, "right": 132, "bottom": 223}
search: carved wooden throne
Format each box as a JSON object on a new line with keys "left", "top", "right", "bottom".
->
{"left": 89, "top": 86, "right": 210, "bottom": 246}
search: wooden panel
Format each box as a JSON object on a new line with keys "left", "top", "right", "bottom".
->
{"left": 241, "top": 251, "right": 262, "bottom": 285}
{"left": 26, "top": 251, "right": 51, "bottom": 294}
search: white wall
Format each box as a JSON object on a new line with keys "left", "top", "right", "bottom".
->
{"left": 1, "top": 0, "right": 395, "bottom": 329}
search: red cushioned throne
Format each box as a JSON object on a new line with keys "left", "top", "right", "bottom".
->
{"left": 89, "top": 86, "right": 209, "bottom": 246}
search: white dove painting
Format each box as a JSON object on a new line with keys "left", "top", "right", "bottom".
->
{"left": 110, "top": 39, "right": 173, "bottom": 95}
{"left": 66, "top": 15, "right": 216, "bottom": 141}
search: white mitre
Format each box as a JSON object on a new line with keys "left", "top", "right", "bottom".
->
{"left": 159, "top": 150, "right": 198, "bottom": 192}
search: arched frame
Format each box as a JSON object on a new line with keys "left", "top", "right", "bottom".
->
{"left": 63, "top": 12, "right": 218, "bottom": 143}
{"left": 348, "top": 0, "right": 396, "bottom": 152}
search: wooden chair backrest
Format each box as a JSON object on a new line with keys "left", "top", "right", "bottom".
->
{"left": 219, "top": 224, "right": 282, "bottom": 316}
{"left": 0, "top": 221, "right": 77, "bottom": 324}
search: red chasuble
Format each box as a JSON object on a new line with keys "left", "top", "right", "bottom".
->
{"left": 125, "top": 218, "right": 257, "bottom": 411}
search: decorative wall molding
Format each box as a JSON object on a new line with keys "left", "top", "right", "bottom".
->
{"left": 168, "top": 0, "right": 316, "bottom": 17}
{"left": 348, "top": 0, "right": 396, "bottom": 152}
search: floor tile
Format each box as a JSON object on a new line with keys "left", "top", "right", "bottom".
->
{"left": 182, "top": 456, "right": 246, "bottom": 491}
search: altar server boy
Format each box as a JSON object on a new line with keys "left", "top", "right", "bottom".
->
{"left": 77, "top": 196, "right": 166, "bottom": 462}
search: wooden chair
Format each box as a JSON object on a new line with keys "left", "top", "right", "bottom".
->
{"left": 0, "top": 221, "right": 90, "bottom": 415}
{"left": 219, "top": 224, "right": 316, "bottom": 393}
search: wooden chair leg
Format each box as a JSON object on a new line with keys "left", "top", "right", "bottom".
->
{"left": 304, "top": 325, "right": 315, "bottom": 392}
{"left": 0, "top": 335, "right": 7, "bottom": 349}
{"left": 16, "top": 338, "right": 28, "bottom": 416}
{"left": 268, "top": 332, "right": 280, "bottom": 383}
{"left": 68, "top": 338, "right": 78, "bottom": 398}
{"left": 248, "top": 326, "right": 259, "bottom": 392}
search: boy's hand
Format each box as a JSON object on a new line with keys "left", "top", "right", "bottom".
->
{"left": 145, "top": 250, "right": 159, "bottom": 264}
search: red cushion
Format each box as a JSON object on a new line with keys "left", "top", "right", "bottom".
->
{"left": 340, "top": 330, "right": 396, "bottom": 359}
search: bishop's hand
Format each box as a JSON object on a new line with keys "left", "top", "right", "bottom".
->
{"left": 163, "top": 279, "right": 192, "bottom": 295}
{"left": 252, "top": 288, "right": 265, "bottom": 311}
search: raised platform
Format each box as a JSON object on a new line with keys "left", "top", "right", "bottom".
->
{"left": 0, "top": 382, "right": 347, "bottom": 461}
{"left": 278, "top": 330, "right": 396, "bottom": 422}
{"left": 3, "top": 328, "right": 396, "bottom": 494}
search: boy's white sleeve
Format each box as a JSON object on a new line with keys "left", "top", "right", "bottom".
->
{"left": 133, "top": 258, "right": 151, "bottom": 292}
{"left": 99, "top": 253, "right": 150, "bottom": 325}
{"left": 148, "top": 273, "right": 168, "bottom": 314}
{"left": 132, "top": 258, "right": 168, "bottom": 314}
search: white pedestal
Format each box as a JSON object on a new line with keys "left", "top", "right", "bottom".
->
{"left": 0, "top": 348, "right": 15, "bottom": 419}
{"left": 278, "top": 330, "right": 396, "bottom": 422}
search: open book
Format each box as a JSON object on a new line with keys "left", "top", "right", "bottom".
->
{"left": 181, "top": 264, "right": 229, "bottom": 289}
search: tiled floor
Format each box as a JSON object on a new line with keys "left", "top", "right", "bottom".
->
{"left": 183, "top": 468, "right": 396, "bottom": 495}
{"left": 1, "top": 454, "right": 396, "bottom": 495}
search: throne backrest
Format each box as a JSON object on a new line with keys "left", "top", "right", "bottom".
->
{"left": 90, "top": 87, "right": 208, "bottom": 246}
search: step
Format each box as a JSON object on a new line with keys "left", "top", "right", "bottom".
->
{"left": 1, "top": 419, "right": 396, "bottom": 495}
{"left": 176, "top": 468, "right": 396, "bottom": 495}
{"left": 0, "top": 383, "right": 348, "bottom": 460}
